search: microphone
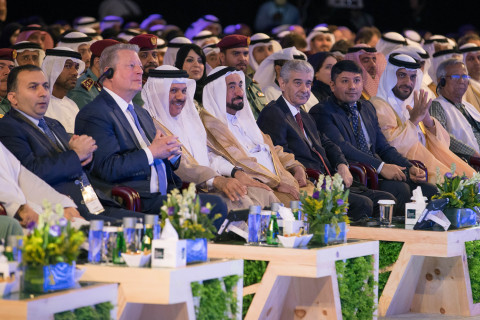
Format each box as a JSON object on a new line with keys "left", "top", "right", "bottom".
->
{"left": 97, "top": 68, "right": 114, "bottom": 84}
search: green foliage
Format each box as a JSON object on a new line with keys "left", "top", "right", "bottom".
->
{"left": 377, "top": 241, "right": 403, "bottom": 295}
{"left": 336, "top": 255, "right": 376, "bottom": 319}
{"left": 190, "top": 276, "right": 240, "bottom": 319}
{"left": 433, "top": 168, "right": 480, "bottom": 209}
{"left": 243, "top": 294, "right": 254, "bottom": 318}
{"left": 160, "top": 183, "right": 219, "bottom": 240}
{"left": 301, "top": 174, "right": 350, "bottom": 245}
{"left": 244, "top": 260, "right": 268, "bottom": 287}
{"left": 22, "top": 201, "right": 86, "bottom": 267}
{"left": 466, "top": 240, "right": 480, "bottom": 303}
{"left": 378, "top": 272, "right": 391, "bottom": 297}
{"left": 54, "top": 302, "right": 114, "bottom": 320}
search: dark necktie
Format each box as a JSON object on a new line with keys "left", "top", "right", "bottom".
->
{"left": 295, "top": 112, "right": 331, "bottom": 176}
{"left": 38, "top": 118, "right": 64, "bottom": 151}
{"left": 127, "top": 104, "right": 167, "bottom": 195}
{"left": 348, "top": 105, "right": 373, "bottom": 155}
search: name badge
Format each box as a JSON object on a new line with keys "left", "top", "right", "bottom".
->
{"left": 77, "top": 174, "right": 105, "bottom": 215}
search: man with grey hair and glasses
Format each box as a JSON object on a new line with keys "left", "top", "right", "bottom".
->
{"left": 430, "top": 58, "right": 480, "bottom": 159}
{"left": 257, "top": 59, "right": 397, "bottom": 221}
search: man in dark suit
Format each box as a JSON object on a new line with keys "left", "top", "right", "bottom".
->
{"left": 257, "top": 59, "right": 397, "bottom": 221}
{"left": 75, "top": 43, "right": 227, "bottom": 224}
{"left": 309, "top": 60, "right": 437, "bottom": 216}
{"left": 0, "top": 64, "right": 144, "bottom": 222}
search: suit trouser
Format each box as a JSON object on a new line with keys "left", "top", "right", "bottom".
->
{"left": 348, "top": 186, "right": 397, "bottom": 221}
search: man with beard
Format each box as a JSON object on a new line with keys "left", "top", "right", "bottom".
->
{"left": 217, "top": 35, "right": 268, "bottom": 119}
{"left": 11, "top": 42, "right": 45, "bottom": 67}
{"left": 142, "top": 65, "right": 279, "bottom": 210}
{"left": 42, "top": 47, "right": 85, "bottom": 134}
{"left": 68, "top": 39, "right": 120, "bottom": 109}
{"left": 258, "top": 60, "right": 399, "bottom": 220}
{"left": 344, "top": 44, "right": 387, "bottom": 100}
{"left": 56, "top": 32, "right": 95, "bottom": 70}
{"left": 305, "top": 26, "right": 335, "bottom": 55}
{"left": 0, "top": 48, "right": 14, "bottom": 116}
{"left": 201, "top": 66, "right": 313, "bottom": 206}
{"left": 370, "top": 53, "right": 475, "bottom": 182}
{"left": 430, "top": 58, "right": 480, "bottom": 158}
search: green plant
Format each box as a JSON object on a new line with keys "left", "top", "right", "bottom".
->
{"left": 242, "top": 260, "right": 269, "bottom": 318}
{"left": 160, "top": 183, "right": 220, "bottom": 240}
{"left": 190, "top": 276, "right": 240, "bottom": 319}
{"left": 432, "top": 165, "right": 480, "bottom": 209}
{"left": 301, "top": 173, "right": 350, "bottom": 244}
{"left": 54, "top": 302, "right": 114, "bottom": 320}
{"left": 22, "top": 201, "right": 85, "bottom": 267}
{"left": 378, "top": 241, "right": 403, "bottom": 296}
{"left": 54, "top": 311, "right": 76, "bottom": 320}
{"left": 466, "top": 240, "right": 480, "bottom": 303}
{"left": 336, "top": 255, "right": 376, "bottom": 319}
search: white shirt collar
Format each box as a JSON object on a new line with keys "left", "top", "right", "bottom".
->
{"left": 103, "top": 87, "right": 133, "bottom": 112}
{"left": 16, "top": 109, "right": 40, "bottom": 126}
{"left": 282, "top": 95, "right": 300, "bottom": 117}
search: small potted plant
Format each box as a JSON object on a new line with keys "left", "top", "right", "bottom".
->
{"left": 160, "top": 183, "right": 220, "bottom": 264}
{"left": 432, "top": 165, "right": 480, "bottom": 229}
{"left": 300, "top": 173, "right": 350, "bottom": 245}
{"left": 22, "top": 201, "right": 85, "bottom": 293}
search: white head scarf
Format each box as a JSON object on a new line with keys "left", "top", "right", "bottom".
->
{"left": 376, "top": 32, "right": 407, "bottom": 57}
{"left": 163, "top": 37, "right": 192, "bottom": 66}
{"left": 185, "top": 15, "right": 222, "bottom": 40}
{"left": 422, "top": 35, "right": 451, "bottom": 59}
{"left": 460, "top": 43, "right": 480, "bottom": 65}
{"left": 248, "top": 33, "right": 282, "bottom": 72}
{"left": 11, "top": 41, "right": 46, "bottom": 67}
{"left": 254, "top": 46, "right": 306, "bottom": 91}
{"left": 430, "top": 49, "right": 462, "bottom": 83}
{"left": 41, "top": 47, "right": 85, "bottom": 94}
{"left": 403, "top": 30, "right": 422, "bottom": 44}
{"left": 73, "top": 16, "right": 99, "bottom": 30}
{"left": 391, "top": 44, "right": 433, "bottom": 87}
{"left": 192, "top": 30, "right": 219, "bottom": 47}
{"left": 56, "top": 32, "right": 94, "bottom": 52}
{"left": 306, "top": 26, "right": 336, "bottom": 52}
{"left": 376, "top": 53, "right": 423, "bottom": 123}
{"left": 117, "top": 29, "right": 141, "bottom": 42}
{"left": 142, "top": 65, "right": 210, "bottom": 166}
{"left": 100, "top": 16, "right": 123, "bottom": 32}
{"left": 76, "top": 27, "right": 103, "bottom": 40}
{"left": 202, "top": 66, "right": 265, "bottom": 146}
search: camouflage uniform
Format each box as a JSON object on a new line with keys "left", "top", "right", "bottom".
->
{"left": 0, "top": 98, "right": 11, "bottom": 118}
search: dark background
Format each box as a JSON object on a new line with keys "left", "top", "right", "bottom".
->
{"left": 5, "top": 0, "right": 479, "bottom": 38}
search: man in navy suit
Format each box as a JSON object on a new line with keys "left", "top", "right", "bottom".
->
{"left": 309, "top": 60, "right": 437, "bottom": 216}
{"left": 257, "top": 59, "right": 397, "bottom": 221}
{"left": 0, "top": 64, "right": 144, "bottom": 222}
{"left": 75, "top": 44, "right": 227, "bottom": 224}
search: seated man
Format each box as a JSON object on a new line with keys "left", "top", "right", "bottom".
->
{"left": 142, "top": 65, "right": 278, "bottom": 210}
{"left": 11, "top": 41, "right": 45, "bottom": 67}
{"left": 430, "top": 58, "right": 480, "bottom": 159}
{"left": 42, "top": 47, "right": 85, "bottom": 134}
{"left": 310, "top": 60, "right": 437, "bottom": 216}
{"left": 0, "top": 141, "right": 82, "bottom": 226}
{"left": 257, "top": 59, "right": 397, "bottom": 220}
{"left": 0, "top": 65, "right": 143, "bottom": 222}
{"left": 370, "top": 53, "right": 476, "bottom": 182}
{"left": 201, "top": 66, "right": 312, "bottom": 206}
{"left": 460, "top": 44, "right": 480, "bottom": 113}
{"left": 75, "top": 44, "right": 227, "bottom": 226}
{"left": 344, "top": 44, "right": 386, "bottom": 100}
{"left": 0, "top": 49, "right": 15, "bottom": 117}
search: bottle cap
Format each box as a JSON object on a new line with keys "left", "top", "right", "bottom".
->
{"left": 123, "top": 217, "right": 137, "bottom": 228}
{"left": 290, "top": 201, "right": 301, "bottom": 210}
{"left": 249, "top": 205, "right": 261, "bottom": 214}
{"left": 90, "top": 220, "right": 104, "bottom": 231}
{"left": 144, "top": 214, "right": 159, "bottom": 225}
{"left": 270, "top": 202, "right": 283, "bottom": 212}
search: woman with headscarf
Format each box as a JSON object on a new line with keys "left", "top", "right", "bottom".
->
{"left": 307, "top": 52, "right": 338, "bottom": 103}
{"left": 175, "top": 43, "right": 207, "bottom": 106}
{"left": 0, "top": 22, "right": 22, "bottom": 48}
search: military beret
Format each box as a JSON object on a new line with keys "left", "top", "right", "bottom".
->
{"left": 90, "top": 39, "right": 120, "bottom": 57}
{"left": 0, "top": 48, "right": 16, "bottom": 61}
{"left": 129, "top": 34, "right": 157, "bottom": 51}
{"left": 216, "top": 35, "right": 250, "bottom": 50}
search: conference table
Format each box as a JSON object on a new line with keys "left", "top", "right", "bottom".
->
{"left": 348, "top": 225, "right": 480, "bottom": 317}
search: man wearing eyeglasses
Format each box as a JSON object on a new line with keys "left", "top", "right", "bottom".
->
{"left": 430, "top": 58, "right": 480, "bottom": 158}
{"left": 41, "top": 47, "right": 86, "bottom": 134}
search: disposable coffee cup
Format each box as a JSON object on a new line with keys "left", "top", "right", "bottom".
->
{"left": 378, "top": 199, "right": 395, "bottom": 227}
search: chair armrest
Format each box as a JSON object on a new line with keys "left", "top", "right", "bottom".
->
{"left": 0, "top": 204, "right": 6, "bottom": 216}
{"left": 469, "top": 156, "right": 480, "bottom": 172}
{"left": 305, "top": 168, "right": 320, "bottom": 184}
{"left": 349, "top": 163, "right": 367, "bottom": 186}
{"left": 410, "top": 160, "right": 428, "bottom": 179}
{"left": 111, "top": 186, "right": 142, "bottom": 212}
{"left": 350, "top": 162, "right": 379, "bottom": 189}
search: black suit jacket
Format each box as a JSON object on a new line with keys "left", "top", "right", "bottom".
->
{"left": 309, "top": 96, "right": 412, "bottom": 169}
{"left": 0, "top": 108, "right": 117, "bottom": 214}
{"left": 257, "top": 96, "right": 348, "bottom": 173}
{"left": 75, "top": 90, "right": 181, "bottom": 196}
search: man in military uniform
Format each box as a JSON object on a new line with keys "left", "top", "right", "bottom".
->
{"left": 68, "top": 39, "right": 119, "bottom": 109}
{"left": 0, "top": 48, "right": 15, "bottom": 117}
{"left": 217, "top": 35, "right": 268, "bottom": 119}
{"left": 11, "top": 41, "right": 45, "bottom": 67}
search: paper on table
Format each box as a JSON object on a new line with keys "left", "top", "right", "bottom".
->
{"left": 278, "top": 207, "right": 296, "bottom": 221}
{"left": 411, "top": 186, "right": 426, "bottom": 205}
{"left": 160, "top": 219, "right": 179, "bottom": 240}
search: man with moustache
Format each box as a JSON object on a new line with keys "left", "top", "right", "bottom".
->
{"left": 217, "top": 35, "right": 268, "bottom": 119}
{"left": 0, "top": 48, "right": 15, "bottom": 116}
{"left": 370, "top": 53, "right": 476, "bottom": 182}
{"left": 11, "top": 41, "right": 45, "bottom": 67}
{"left": 459, "top": 44, "right": 480, "bottom": 113}
{"left": 56, "top": 32, "right": 94, "bottom": 70}
{"left": 41, "top": 47, "right": 85, "bottom": 134}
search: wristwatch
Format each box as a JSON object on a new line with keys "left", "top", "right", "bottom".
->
{"left": 231, "top": 166, "right": 244, "bottom": 178}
